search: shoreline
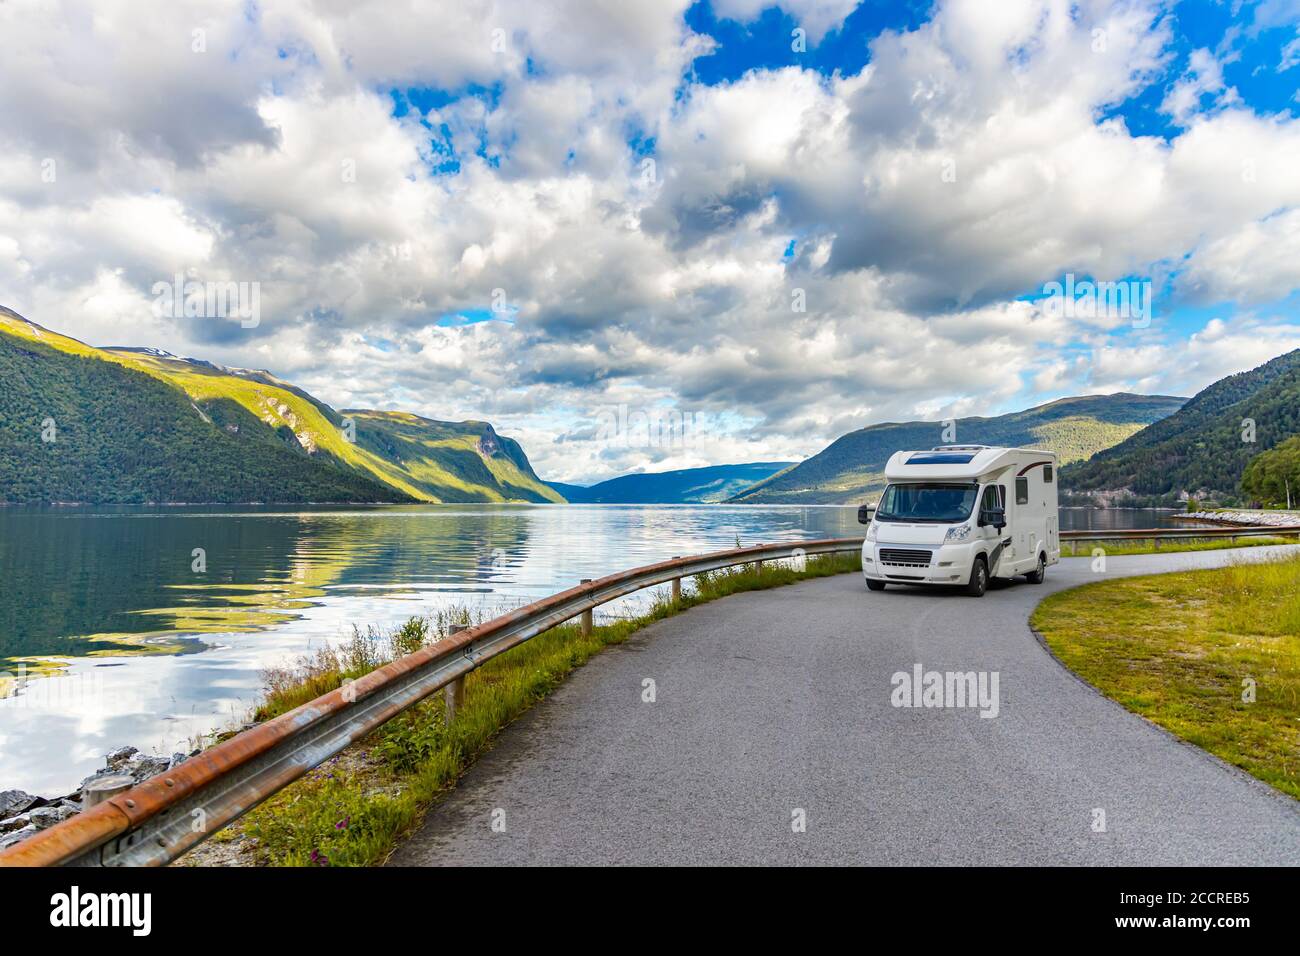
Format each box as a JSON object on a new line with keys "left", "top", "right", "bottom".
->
{"left": 1, "top": 745, "right": 199, "bottom": 851}
{"left": 1183, "top": 510, "right": 1300, "bottom": 527}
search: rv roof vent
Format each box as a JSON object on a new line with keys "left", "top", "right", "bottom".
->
{"left": 929, "top": 445, "right": 990, "bottom": 452}
{"left": 908, "top": 451, "right": 977, "bottom": 465}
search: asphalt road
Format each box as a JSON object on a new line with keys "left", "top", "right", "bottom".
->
{"left": 388, "top": 545, "right": 1300, "bottom": 866}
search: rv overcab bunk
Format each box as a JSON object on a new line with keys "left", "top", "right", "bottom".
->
{"left": 857, "top": 445, "right": 1060, "bottom": 597}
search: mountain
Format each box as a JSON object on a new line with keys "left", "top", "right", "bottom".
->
{"left": 545, "top": 480, "right": 594, "bottom": 502}
{"left": 552, "top": 462, "right": 795, "bottom": 504}
{"left": 0, "top": 307, "right": 561, "bottom": 504}
{"left": 1061, "top": 349, "right": 1300, "bottom": 502}
{"left": 730, "top": 394, "right": 1186, "bottom": 505}
{"left": 346, "top": 410, "right": 561, "bottom": 503}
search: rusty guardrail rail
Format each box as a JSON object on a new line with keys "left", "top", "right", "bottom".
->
{"left": 0, "top": 537, "right": 861, "bottom": 868}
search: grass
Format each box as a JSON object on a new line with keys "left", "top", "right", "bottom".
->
{"left": 1032, "top": 553, "right": 1300, "bottom": 800}
{"left": 1061, "top": 535, "right": 1295, "bottom": 557}
{"left": 185, "top": 551, "right": 861, "bottom": 866}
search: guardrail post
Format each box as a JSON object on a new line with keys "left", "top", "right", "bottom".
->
{"left": 445, "top": 623, "right": 468, "bottom": 726}
{"left": 83, "top": 774, "right": 135, "bottom": 809}
{"left": 671, "top": 558, "right": 681, "bottom": 603}
{"left": 1152, "top": 536, "right": 1160, "bottom": 550}
{"left": 580, "top": 579, "right": 593, "bottom": 636}
{"left": 754, "top": 559, "right": 764, "bottom": 573}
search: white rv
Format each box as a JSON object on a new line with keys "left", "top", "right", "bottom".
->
{"left": 858, "top": 445, "right": 1060, "bottom": 597}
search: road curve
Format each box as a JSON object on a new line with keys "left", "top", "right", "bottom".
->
{"left": 388, "top": 545, "right": 1300, "bottom": 866}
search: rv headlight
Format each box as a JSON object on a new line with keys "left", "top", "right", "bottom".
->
{"left": 944, "top": 524, "right": 972, "bottom": 543}
{"left": 865, "top": 523, "right": 878, "bottom": 541}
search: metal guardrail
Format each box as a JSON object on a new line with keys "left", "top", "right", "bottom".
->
{"left": 1059, "top": 524, "right": 1300, "bottom": 547}
{"left": 0, "top": 537, "right": 861, "bottom": 868}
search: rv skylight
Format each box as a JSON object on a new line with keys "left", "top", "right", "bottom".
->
{"left": 906, "top": 451, "right": 977, "bottom": 465}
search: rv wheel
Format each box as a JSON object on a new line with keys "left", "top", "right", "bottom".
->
{"left": 866, "top": 579, "right": 886, "bottom": 591}
{"left": 964, "top": 557, "right": 988, "bottom": 597}
{"left": 1025, "top": 554, "right": 1046, "bottom": 584}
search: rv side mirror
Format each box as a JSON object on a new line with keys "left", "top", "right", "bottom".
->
{"left": 980, "top": 507, "right": 1006, "bottom": 530}
{"left": 857, "top": 504, "right": 874, "bottom": 525}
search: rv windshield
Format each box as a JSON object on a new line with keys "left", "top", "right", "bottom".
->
{"left": 875, "top": 483, "right": 979, "bottom": 523}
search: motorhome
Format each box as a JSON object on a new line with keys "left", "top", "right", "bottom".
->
{"left": 857, "top": 445, "right": 1060, "bottom": 597}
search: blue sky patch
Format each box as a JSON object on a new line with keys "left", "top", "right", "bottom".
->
{"left": 685, "top": 0, "right": 933, "bottom": 84}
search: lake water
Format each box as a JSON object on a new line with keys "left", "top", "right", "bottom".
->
{"left": 1057, "top": 507, "right": 1187, "bottom": 530}
{"left": 0, "top": 503, "right": 1188, "bottom": 793}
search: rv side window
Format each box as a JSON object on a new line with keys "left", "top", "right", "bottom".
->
{"left": 1015, "top": 477, "right": 1029, "bottom": 505}
{"left": 1043, "top": 464, "right": 1054, "bottom": 483}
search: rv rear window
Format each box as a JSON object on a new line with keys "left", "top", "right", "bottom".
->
{"left": 906, "top": 452, "right": 977, "bottom": 465}
{"left": 1043, "top": 464, "right": 1054, "bottom": 483}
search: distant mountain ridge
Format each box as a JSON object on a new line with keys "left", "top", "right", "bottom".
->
{"left": 0, "top": 307, "right": 560, "bottom": 505}
{"left": 730, "top": 394, "right": 1187, "bottom": 505}
{"left": 551, "top": 461, "right": 794, "bottom": 504}
{"left": 1061, "top": 349, "right": 1300, "bottom": 502}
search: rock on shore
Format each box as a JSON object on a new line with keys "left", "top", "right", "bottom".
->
{"left": 0, "top": 745, "right": 197, "bottom": 851}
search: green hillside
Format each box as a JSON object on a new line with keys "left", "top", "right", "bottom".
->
{"left": 553, "top": 461, "right": 793, "bottom": 504}
{"left": 348, "top": 411, "right": 563, "bottom": 503}
{"left": 1242, "top": 436, "right": 1300, "bottom": 507}
{"left": 731, "top": 394, "right": 1186, "bottom": 505}
{"left": 0, "top": 325, "right": 405, "bottom": 504}
{"left": 1061, "top": 349, "right": 1300, "bottom": 502}
{"left": 0, "top": 308, "right": 559, "bottom": 505}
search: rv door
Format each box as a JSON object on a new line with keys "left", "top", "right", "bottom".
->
{"left": 978, "top": 484, "right": 1009, "bottom": 571}
{"left": 978, "top": 484, "right": 1005, "bottom": 529}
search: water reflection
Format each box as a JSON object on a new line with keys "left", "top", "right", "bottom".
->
{"left": 0, "top": 504, "right": 859, "bottom": 792}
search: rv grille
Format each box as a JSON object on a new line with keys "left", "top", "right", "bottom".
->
{"left": 878, "top": 548, "right": 932, "bottom": 568}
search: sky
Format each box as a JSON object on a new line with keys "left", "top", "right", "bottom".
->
{"left": 1, "top": 0, "right": 1298, "bottom": 484}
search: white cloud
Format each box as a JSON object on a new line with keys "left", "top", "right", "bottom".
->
{"left": 0, "top": 0, "right": 1298, "bottom": 483}
{"left": 1026, "top": 313, "right": 1300, "bottom": 403}
{"left": 1281, "top": 34, "right": 1300, "bottom": 71}
{"left": 711, "top": 0, "right": 862, "bottom": 42}
{"left": 1178, "top": 208, "right": 1300, "bottom": 306}
{"left": 1160, "top": 48, "right": 1240, "bottom": 124}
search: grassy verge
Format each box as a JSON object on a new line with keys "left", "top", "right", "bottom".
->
{"left": 1031, "top": 553, "right": 1300, "bottom": 800}
{"left": 184, "top": 552, "right": 861, "bottom": 866}
{"left": 1061, "top": 535, "right": 1294, "bottom": 557}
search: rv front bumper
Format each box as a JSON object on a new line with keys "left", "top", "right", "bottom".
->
{"left": 861, "top": 540, "right": 976, "bottom": 585}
